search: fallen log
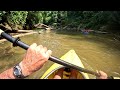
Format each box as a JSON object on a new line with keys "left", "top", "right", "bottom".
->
{"left": 34, "top": 23, "right": 49, "bottom": 29}
{"left": 0, "top": 31, "right": 37, "bottom": 43}
{"left": 16, "top": 30, "right": 34, "bottom": 33}
{"left": 0, "top": 23, "right": 12, "bottom": 31}
{"left": 94, "top": 31, "right": 108, "bottom": 34}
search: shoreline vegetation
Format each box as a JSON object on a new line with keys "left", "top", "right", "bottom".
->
{"left": 0, "top": 11, "right": 120, "bottom": 43}
{"left": 0, "top": 23, "right": 54, "bottom": 43}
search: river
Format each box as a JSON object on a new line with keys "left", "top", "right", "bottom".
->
{"left": 0, "top": 30, "right": 120, "bottom": 79}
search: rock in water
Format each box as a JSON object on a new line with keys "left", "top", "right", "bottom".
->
{"left": 46, "top": 28, "right": 51, "bottom": 33}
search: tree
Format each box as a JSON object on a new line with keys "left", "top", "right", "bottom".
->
{"left": 7, "top": 11, "right": 28, "bottom": 26}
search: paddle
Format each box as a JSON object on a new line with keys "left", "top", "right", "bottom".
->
{"left": 0, "top": 29, "right": 107, "bottom": 78}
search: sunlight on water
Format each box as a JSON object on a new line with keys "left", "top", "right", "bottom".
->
{"left": 0, "top": 31, "right": 120, "bottom": 79}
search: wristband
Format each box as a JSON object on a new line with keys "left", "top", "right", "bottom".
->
{"left": 13, "top": 64, "right": 26, "bottom": 79}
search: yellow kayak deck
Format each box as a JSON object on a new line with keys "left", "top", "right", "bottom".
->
{"left": 40, "top": 50, "right": 89, "bottom": 79}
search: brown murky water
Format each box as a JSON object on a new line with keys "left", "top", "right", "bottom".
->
{"left": 0, "top": 30, "right": 120, "bottom": 79}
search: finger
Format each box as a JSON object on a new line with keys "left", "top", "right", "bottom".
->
{"left": 96, "top": 70, "right": 101, "bottom": 78}
{"left": 35, "top": 45, "right": 43, "bottom": 53}
{"left": 29, "top": 43, "right": 37, "bottom": 51}
{"left": 38, "top": 45, "right": 45, "bottom": 53}
{"left": 96, "top": 70, "right": 99, "bottom": 74}
{"left": 99, "top": 71, "right": 107, "bottom": 76}
{"left": 43, "top": 47, "right": 47, "bottom": 52}
{"left": 99, "top": 70, "right": 104, "bottom": 75}
{"left": 37, "top": 45, "right": 43, "bottom": 50}
{"left": 45, "top": 50, "right": 52, "bottom": 59}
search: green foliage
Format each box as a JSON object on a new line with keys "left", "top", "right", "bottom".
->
{"left": 110, "top": 11, "right": 120, "bottom": 24}
{"left": 26, "top": 11, "right": 68, "bottom": 27}
{"left": 0, "top": 11, "right": 6, "bottom": 21}
{"left": 26, "top": 11, "right": 42, "bottom": 26}
{"left": 0, "top": 11, "right": 120, "bottom": 32}
{"left": 65, "top": 11, "right": 117, "bottom": 30}
{"left": 7, "top": 11, "right": 28, "bottom": 26}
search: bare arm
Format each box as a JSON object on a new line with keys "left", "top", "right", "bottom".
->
{"left": 0, "top": 68, "right": 15, "bottom": 79}
{"left": 0, "top": 43, "right": 52, "bottom": 79}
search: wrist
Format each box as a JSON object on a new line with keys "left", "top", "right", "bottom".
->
{"left": 13, "top": 63, "right": 26, "bottom": 79}
{"left": 19, "top": 61, "right": 30, "bottom": 77}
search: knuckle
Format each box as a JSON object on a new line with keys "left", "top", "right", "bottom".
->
{"left": 39, "top": 45, "right": 43, "bottom": 47}
{"left": 29, "top": 43, "right": 37, "bottom": 50}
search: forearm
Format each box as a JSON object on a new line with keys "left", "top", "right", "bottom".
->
{"left": 0, "top": 60, "right": 39, "bottom": 79}
{"left": 0, "top": 67, "right": 15, "bottom": 79}
{"left": 0, "top": 43, "right": 52, "bottom": 79}
{"left": 0, "top": 62, "right": 27, "bottom": 79}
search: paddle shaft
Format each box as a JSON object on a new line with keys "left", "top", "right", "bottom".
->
{"left": 0, "top": 29, "right": 100, "bottom": 77}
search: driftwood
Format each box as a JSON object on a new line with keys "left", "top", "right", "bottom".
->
{"left": 0, "top": 31, "right": 38, "bottom": 43}
{"left": 93, "top": 31, "right": 108, "bottom": 34}
{"left": 0, "top": 23, "right": 12, "bottom": 31}
{"left": 15, "top": 30, "right": 34, "bottom": 33}
{"left": 34, "top": 23, "right": 49, "bottom": 29}
{"left": 1, "top": 30, "right": 34, "bottom": 34}
{"left": 0, "top": 23, "right": 25, "bottom": 32}
{"left": 34, "top": 23, "right": 53, "bottom": 30}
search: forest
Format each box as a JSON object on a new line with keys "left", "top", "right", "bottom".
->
{"left": 0, "top": 11, "right": 120, "bottom": 34}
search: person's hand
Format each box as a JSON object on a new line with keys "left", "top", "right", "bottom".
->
{"left": 96, "top": 70, "right": 108, "bottom": 79}
{"left": 19, "top": 43, "right": 52, "bottom": 77}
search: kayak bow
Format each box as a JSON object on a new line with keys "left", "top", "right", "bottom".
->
{"left": 41, "top": 50, "right": 89, "bottom": 79}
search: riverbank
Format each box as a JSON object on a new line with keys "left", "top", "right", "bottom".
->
{"left": 0, "top": 30, "right": 38, "bottom": 43}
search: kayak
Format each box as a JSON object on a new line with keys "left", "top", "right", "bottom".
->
{"left": 41, "top": 50, "right": 89, "bottom": 79}
{"left": 40, "top": 50, "right": 89, "bottom": 79}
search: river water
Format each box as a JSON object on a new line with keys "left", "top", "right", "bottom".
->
{"left": 0, "top": 30, "right": 120, "bottom": 79}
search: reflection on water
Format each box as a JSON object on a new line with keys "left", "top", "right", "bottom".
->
{"left": 0, "top": 31, "right": 120, "bottom": 79}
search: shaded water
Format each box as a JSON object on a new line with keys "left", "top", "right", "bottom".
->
{"left": 0, "top": 31, "right": 120, "bottom": 79}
